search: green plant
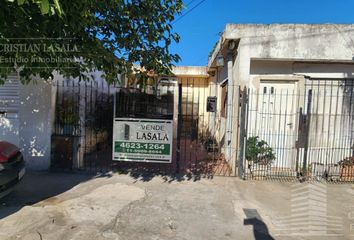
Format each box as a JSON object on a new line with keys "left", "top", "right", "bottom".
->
{"left": 56, "top": 100, "right": 80, "bottom": 125}
{"left": 246, "top": 136, "right": 275, "bottom": 165}
{"left": 1, "top": 0, "right": 183, "bottom": 84}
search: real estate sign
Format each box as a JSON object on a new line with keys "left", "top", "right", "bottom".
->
{"left": 113, "top": 118, "right": 173, "bottom": 163}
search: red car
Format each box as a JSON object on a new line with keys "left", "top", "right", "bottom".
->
{"left": 0, "top": 141, "right": 25, "bottom": 198}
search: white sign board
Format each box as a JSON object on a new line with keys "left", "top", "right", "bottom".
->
{"left": 113, "top": 118, "right": 173, "bottom": 163}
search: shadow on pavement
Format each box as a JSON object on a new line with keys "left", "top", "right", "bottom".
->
{"left": 114, "top": 167, "right": 215, "bottom": 183}
{"left": 243, "top": 208, "right": 275, "bottom": 240}
{"left": 0, "top": 170, "right": 93, "bottom": 220}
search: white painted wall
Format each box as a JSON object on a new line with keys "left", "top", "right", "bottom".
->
{"left": 209, "top": 24, "right": 354, "bottom": 174}
{"left": 0, "top": 74, "right": 55, "bottom": 170}
{"left": 0, "top": 75, "right": 20, "bottom": 146}
{"left": 222, "top": 24, "right": 354, "bottom": 87}
{"left": 19, "top": 78, "right": 55, "bottom": 170}
{"left": 250, "top": 60, "right": 354, "bottom": 79}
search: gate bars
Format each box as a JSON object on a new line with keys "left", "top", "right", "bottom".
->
{"left": 52, "top": 77, "right": 234, "bottom": 177}
{"left": 52, "top": 77, "right": 354, "bottom": 182}
{"left": 241, "top": 79, "right": 354, "bottom": 182}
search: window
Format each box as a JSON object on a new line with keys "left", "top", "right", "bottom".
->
{"left": 221, "top": 82, "right": 228, "bottom": 118}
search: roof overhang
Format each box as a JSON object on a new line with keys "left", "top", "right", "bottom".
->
{"left": 171, "top": 66, "right": 209, "bottom": 78}
{"left": 208, "top": 37, "right": 240, "bottom": 68}
{"left": 251, "top": 58, "right": 354, "bottom": 64}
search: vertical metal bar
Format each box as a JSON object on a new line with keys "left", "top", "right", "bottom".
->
{"left": 271, "top": 86, "right": 277, "bottom": 176}
{"left": 201, "top": 78, "right": 205, "bottom": 142}
{"left": 348, "top": 80, "right": 354, "bottom": 181}
{"left": 303, "top": 89, "right": 312, "bottom": 176}
{"left": 349, "top": 81, "right": 354, "bottom": 158}
{"left": 191, "top": 78, "right": 195, "bottom": 172}
{"left": 100, "top": 80, "right": 104, "bottom": 172}
{"left": 346, "top": 81, "right": 354, "bottom": 158}
{"left": 332, "top": 81, "right": 340, "bottom": 179}
{"left": 259, "top": 86, "right": 265, "bottom": 143}
{"left": 185, "top": 78, "right": 189, "bottom": 172}
{"left": 265, "top": 88, "right": 272, "bottom": 178}
{"left": 62, "top": 80, "right": 66, "bottom": 133}
{"left": 308, "top": 81, "right": 317, "bottom": 178}
{"left": 176, "top": 83, "right": 182, "bottom": 174}
{"left": 339, "top": 80, "right": 347, "bottom": 170}
{"left": 89, "top": 81, "right": 93, "bottom": 172}
{"left": 244, "top": 88, "right": 250, "bottom": 179}
{"left": 319, "top": 81, "right": 326, "bottom": 169}
{"left": 94, "top": 81, "right": 98, "bottom": 173}
{"left": 289, "top": 88, "right": 296, "bottom": 177}
{"left": 295, "top": 106, "right": 302, "bottom": 177}
{"left": 111, "top": 83, "right": 115, "bottom": 172}
{"left": 238, "top": 88, "right": 244, "bottom": 179}
{"left": 275, "top": 89, "right": 283, "bottom": 178}
{"left": 196, "top": 78, "right": 201, "bottom": 169}
{"left": 84, "top": 81, "right": 88, "bottom": 170}
{"left": 238, "top": 87, "right": 248, "bottom": 179}
{"left": 71, "top": 80, "right": 75, "bottom": 169}
{"left": 280, "top": 90, "right": 289, "bottom": 178}
{"left": 325, "top": 80, "right": 334, "bottom": 179}
{"left": 77, "top": 78, "right": 81, "bottom": 169}
{"left": 55, "top": 80, "right": 59, "bottom": 135}
{"left": 245, "top": 88, "right": 252, "bottom": 179}
{"left": 108, "top": 81, "right": 112, "bottom": 171}
{"left": 314, "top": 80, "right": 321, "bottom": 177}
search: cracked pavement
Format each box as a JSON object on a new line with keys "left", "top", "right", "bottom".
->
{"left": 0, "top": 171, "right": 353, "bottom": 240}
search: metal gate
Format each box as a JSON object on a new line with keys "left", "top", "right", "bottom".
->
{"left": 52, "top": 77, "right": 354, "bottom": 182}
{"left": 241, "top": 79, "right": 354, "bottom": 182}
{"left": 176, "top": 77, "right": 233, "bottom": 177}
{"left": 52, "top": 77, "right": 234, "bottom": 177}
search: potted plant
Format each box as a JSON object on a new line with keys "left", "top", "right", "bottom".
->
{"left": 338, "top": 157, "right": 354, "bottom": 181}
{"left": 246, "top": 136, "right": 275, "bottom": 179}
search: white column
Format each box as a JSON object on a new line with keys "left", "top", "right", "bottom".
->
{"left": 226, "top": 53, "right": 234, "bottom": 162}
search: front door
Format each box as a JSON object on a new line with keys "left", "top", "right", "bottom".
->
{"left": 256, "top": 81, "right": 298, "bottom": 171}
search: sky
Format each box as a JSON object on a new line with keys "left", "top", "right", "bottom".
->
{"left": 170, "top": 0, "right": 354, "bottom": 66}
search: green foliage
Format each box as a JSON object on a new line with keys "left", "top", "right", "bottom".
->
{"left": 56, "top": 99, "right": 79, "bottom": 125}
{"left": 7, "top": 0, "right": 62, "bottom": 15}
{"left": 245, "top": 136, "right": 275, "bottom": 165}
{"left": 6, "top": 0, "right": 63, "bottom": 19}
{"left": 0, "top": 0, "right": 182, "bottom": 84}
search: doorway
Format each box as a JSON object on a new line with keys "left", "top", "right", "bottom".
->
{"left": 250, "top": 80, "right": 299, "bottom": 172}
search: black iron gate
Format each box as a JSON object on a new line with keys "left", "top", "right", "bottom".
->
{"left": 52, "top": 77, "right": 354, "bottom": 182}
{"left": 52, "top": 77, "right": 233, "bottom": 177}
{"left": 176, "top": 77, "right": 233, "bottom": 177}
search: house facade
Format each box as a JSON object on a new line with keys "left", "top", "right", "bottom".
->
{"left": 0, "top": 24, "right": 353, "bottom": 179}
{"left": 208, "top": 24, "right": 354, "bottom": 178}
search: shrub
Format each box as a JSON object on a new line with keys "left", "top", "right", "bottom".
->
{"left": 246, "top": 136, "right": 275, "bottom": 165}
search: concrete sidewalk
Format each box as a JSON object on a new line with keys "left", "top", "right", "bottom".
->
{"left": 0, "top": 171, "right": 353, "bottom": 240}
